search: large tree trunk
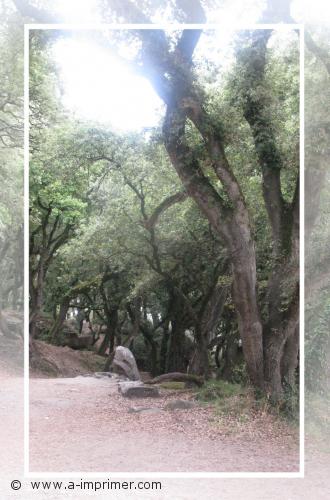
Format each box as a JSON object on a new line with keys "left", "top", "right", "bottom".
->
{"left": 264, "top": 284, "right": 299, "bottom": 400}
{"left": 188, "top": 336, "right": 209, "bottom": 377}
{"left": 189, "top": 282, "right": 228, "bottom": 377}
{"left": 230, "top": 248, "right": 264, "bottom": 388}
{"left": 263, "top": 331, "right": 286, "bottom": 400}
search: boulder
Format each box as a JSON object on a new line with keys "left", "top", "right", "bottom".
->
{"left": 118, "top": 381, "right": 160, "bottom": 398}
{"left": 111, "top": 346, "right": 140, "bottom": 381}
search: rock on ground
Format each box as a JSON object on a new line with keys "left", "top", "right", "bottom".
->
{"left": 111, "top": 345, "right": 140, "bottom": 381}
{"left": 118, "top": 380, "right": 160, "bottom": 398}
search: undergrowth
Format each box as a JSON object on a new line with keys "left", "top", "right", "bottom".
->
{"left": 194, "top": 379, "right": 300, "bottom": 425}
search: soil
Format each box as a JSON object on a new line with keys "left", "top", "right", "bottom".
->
{"left": 30, "top": 340, "right": 105, "bottom": 378}
{"left": 28, "top": 375, "right": 299, "bottom": 473}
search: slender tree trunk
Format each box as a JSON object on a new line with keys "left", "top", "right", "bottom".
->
{"left": 137, "top": 321, "right": 158, "bottom": 375}
{"left": 50, "top": 297, "right": 70, "bottom": 343}
{"left": 167, "top": 318, "right": 187, "bottom": 373}
{"left": 30, "top": 257, "right": 46, "bottom": 339}
{"left": 160, "top": 319, "right": 170, "bottom": 373}
{"left": 98, "top": 308, "right": 118, "bottom": 356}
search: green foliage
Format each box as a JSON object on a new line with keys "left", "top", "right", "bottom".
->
{"left": 195, "top": 379, "right": 245, "bottom": 402}
{"left": 280, "top": 383, "right": 300, "bottom": 422}
{"left": 0, "top": 10, "right": 24, "bottom": 309}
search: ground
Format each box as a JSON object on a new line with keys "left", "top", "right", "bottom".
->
{"left": 29, "top": 375, "right": 299, "bottom": 473}
{"left": 25, "top": 340, "right": 300, "bottom": 472}
{"left": 0, "top": 336, "right": 329, "bottom": 499}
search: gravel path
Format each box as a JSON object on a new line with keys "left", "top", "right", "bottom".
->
{"left": 29, "top": 375, "right": 299, "bottom": 473}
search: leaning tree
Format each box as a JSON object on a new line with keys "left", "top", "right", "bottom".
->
{"left": 115, "top": 23, "right": 299, "bottom": 401}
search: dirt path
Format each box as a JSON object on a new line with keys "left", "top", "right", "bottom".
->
{"left": 29, "top": 375, "right": 299, "bottom": 473}
{"left": 1, "top": 374, "right": 330, "bottom": 499}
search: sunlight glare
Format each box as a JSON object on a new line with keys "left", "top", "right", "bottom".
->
{"left": 53, "top": 38, "right": 164, "bottom": 130}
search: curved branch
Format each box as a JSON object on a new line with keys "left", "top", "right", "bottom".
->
{"left": 144, "top": 191, "right": 188, "bottom": 230}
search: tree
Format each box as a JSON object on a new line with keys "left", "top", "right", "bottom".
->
{"left": 0, "top": 7, "right": 24, "bottom": 313}
{"left": 15, "top": 0, "right": 301, "bottom": 401}
{"left": 115, "top": 24, "right": 299, "bottom": 400}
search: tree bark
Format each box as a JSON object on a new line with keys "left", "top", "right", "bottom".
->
{"left": 98, "top": 308, "right": 118, "bottom": 356}
{"left": 188, "top": 336, "right": 209, "bottom": 377}
{"left": 49, "top": 297, "right": 70, "bottom": 343}
{"left": 30, "top": 256, "right": 46, "bottom": 339}
{"left": 159, "top": 319, "right": 170, "bottom": 373}
{"left": 139, "top": 321, "right": 159, "bottom": 376}
{"left": 167, "top": 317, "right": 188, "bottom": 373}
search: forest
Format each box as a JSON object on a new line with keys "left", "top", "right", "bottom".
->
{"left": 25, "top": 21, "right": 301, "bottom": 406}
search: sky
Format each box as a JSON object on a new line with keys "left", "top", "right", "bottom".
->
{"left": 49, "top": 0, "right": 316, "bottom": 132}
{"left": 52, "top": 37, "right": 164, "bottom": 131}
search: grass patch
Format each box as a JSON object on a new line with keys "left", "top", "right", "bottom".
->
{"left": 195, "top": 379, "right": 300, "bottom": 429}
{"left": 193, "top": 379, "right": 299, "bottom": 443}
{"left": 195, "top": 379, "right": 245, "bottom": 402}
{"left": 194, "top": 380, "right": 256, "bottom": 432}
